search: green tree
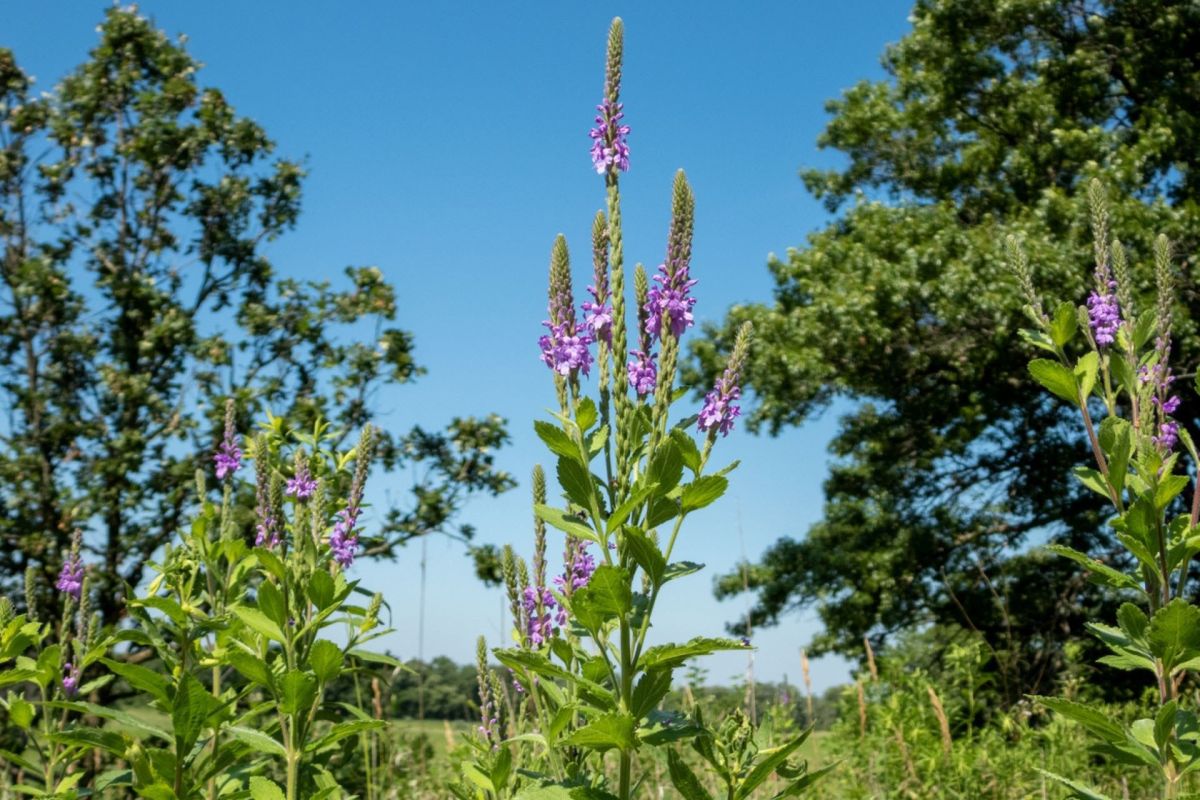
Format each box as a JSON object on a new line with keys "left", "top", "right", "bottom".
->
{"left": 693, "top": 0, "right": 1200, "bottom": 699}
{"left": 0, "top": 8, "right": 512, "bottom": 627}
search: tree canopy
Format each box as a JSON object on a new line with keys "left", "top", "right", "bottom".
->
{"left": 0, "top": 7, "right": 513, "bottom": 626}
{"left": 691, "top": 0, "right": 1200, "bottom": 697}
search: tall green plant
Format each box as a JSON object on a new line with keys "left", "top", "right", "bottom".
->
{"left": 1019, "top": 179, "right": 1200, "bottom": 798}
{"left": 455, "top": 19, "right": 826, "bottom": 800}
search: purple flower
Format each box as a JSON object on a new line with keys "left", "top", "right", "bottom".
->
{"left": 56, "top": 553, "right": 84, "bottom": 602}
{"left": 61, "top": 662, "right": 80, "bottom": 698}
{"left": 214, "top": 400, "right": 242, "bottom": 480}
{"left": 555, "top": 540, "right": 596, "bottom": 605}
{"left": 698, "top": 323, "right": 752, "bottom": 438}
{"left": 1155, "top": 394, "right": 1182, "bottom": 415}
{"left": 589, "top": 98, "right": 630, "bottom": 175}
{"left": 255, "top": 516, "right": 281, "bottom": 549}
{"left": 286, "top": 462, "right": 317, "bottom": 500}
{"left": 627, "top": 350, "right": 657, "bottom": 397}
{"left": 539, "top": 323, "right": 594, "bottom": 377}
{"left": 582, "top": 288, "right": 613, "bottom": 345}
{"left": 645, "top": 262, "right": 698, "bottom": 341}
{"left": 1087, "top": 283, "right": 1120, "bottom": 347}
{"left": 1154, "top": 420, "right": 1180, "bottom": 452}
{"left": 522, "top": 585, "right": 557, "bottom": 646}
{"left": 329, "top": 507, "right": 360, "bottom": 568}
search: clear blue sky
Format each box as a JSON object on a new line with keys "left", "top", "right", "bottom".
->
{"left": 6, "top": 1, "right": 914, "bottom": 692}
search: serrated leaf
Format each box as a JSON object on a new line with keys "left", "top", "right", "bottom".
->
{"left": 534, "top": 504, "right": 601, "bottom": 544}
{"left": 1051, "top": 301, "right": 1077, "bottom": 347}
{"left": 535, "top": 421, "right": 581, "bottom": 461}
{"left": 680, "top": 476, "right": 728, "bottom": 513}
{"left": 234, "top": 606, "right": 286, "bottom": 644}
{"left": 280, "top": 670, "right": 318, "bottom": 715}
{"left": 226, "top": 725, "right": 286, "bottom": 757}
{"left": 1034, "top": 696, "right": 1124, "bottom": 744}
{"left": 667, "top": 748, "right": 713, "bottom": 800}
{"left": 249, "top": 776, "right": 286, "bottom": 800}
{"left": 640, "top": 637, "right": 748, "bottom": 670}
{"left": 172, "top": 672, "right": 212, "bottom": 754}
{"left": 557, "top": 456, "right": 596, "bottom": 510}
{"left": 624, "top": 528, "right": 666, "bottom": 585}
{"left": 563, "top": 713, "right": 635, "bottom": 753}
{"left": 1075, "top": 351, "right": 1099, "bottom": 400}
{"left": 631, "top": 668, "right": 673, "bottom": 719}
{"left": 1028, "top": 358, "right": 1078, "bottom": 403}
{"left": 1148, "top": 599, "right": 1200, "bottom": 673}
{"left": 1044, "top": 544, "right": 1141, "bottom": 592}
{"left": 308, "top": 639, "right": 343, "bottom": 683}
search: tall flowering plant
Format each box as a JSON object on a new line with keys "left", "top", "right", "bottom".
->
{"left": 458, "top": 19, "right": 825, "bottom": 800}
{"left": 1017, "top": 180, "right": 1200, "bottom": 798}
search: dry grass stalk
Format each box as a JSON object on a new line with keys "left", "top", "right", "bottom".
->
{"left": 863, "top": 635, "right": 879, "bottom": 682}
{"left": 893, "top": 724, "right": 919, "bottom": 785}
{"left": 927, "top": 685, "right": 952, "bottom": 755}
{"left": 856, "top": 678, "right": 868, "bottom": 738}
{"left": 801, "top": 648, "right": 815, "bottom": 725}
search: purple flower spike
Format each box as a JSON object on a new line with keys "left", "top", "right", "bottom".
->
{"left": 1087, "top": 283, "right": 1120, "bottom": 347}
{"left": 589, "top": 98, "right": 630, "bottom": 175}
{"left": 61, "top": 662, "right": 80, "bottom": 698}
{"left": 627, "top": 350, "right": 657, "bottom": 397}
{"left": 522, "top": 585, "right": 557, "bottom": 646}
{"left": 56, "top": 553, "right": 84, "bottom": 602}
{"left": 286, "top": 462, "right": 317, "bottom": 500}
{"left": 582, "top": 288, "right": 613, "bottom": 345}
{"left": 1154, "top": 420, "right": 1180, "bottom": 452}
{"left": 539, "top": 324, "right": 594, "bottom": 377}
{"left": 329, "top": 507, "right": 360, "bottom": 568}
{"left": 214, "top": 401, "right": 242, "bottom": 480}
{"left": 645, "top": 263, "right": 698, "bottom": 341}
{"left": 255, "top": 516, "right": 281, "bottom": 549}
{"left": 698, "top": 322, "right": 753, "bottom": 438}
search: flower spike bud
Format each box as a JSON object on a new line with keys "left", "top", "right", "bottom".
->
{"left": 56, "top": 530, "right": 85, "bottom": 602}
{"left": 605, "top": 18, "right": 623, "bottom": 103}
{"left": 214, "top": 397, "right": 242, "bottom": 480}
{"left": 645, "top": 171, "right": 698, "bottom": 342}
{"left": 1004, "top": 235, "right": 1044, "bottom": 325}
{"left": 1087, "top": 178, "right": 1110, "bottom": 276}
{"left": 0, "top": 596, "right": 12, "bottom": 627}
{"left": 539, "top": 235, "right": 594, "bottom": 382}
{"left": 1111, "top": 239, "right": 1133, "bottom": 325}
{"left": 532, "top": 466, "right": 547, "bottom": 588}
{"left": 699, "top": 321, "right": 753, "bottom": 439}
{"left": 24, "top": 566, "right": 37, "bottom": 621}
{"left": 583, "top": 212, "right": 613, "bottom": 345}
{"left": 1154, "top": 234, "right": 1174, "bottom": 341}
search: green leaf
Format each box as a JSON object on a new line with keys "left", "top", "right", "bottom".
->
{"left": 646, "top": 441, "right": 684, "bottom": 495}
{"left": 1098, "top": 416, "right": 1133, "bottom": 494}
{"left": 1050, "top": 301, "right": 1077, "bottom": 347}
{"left": 624, "top": 528, "right": 666, "bottom": 585}
{"left": 100, "top": 658, "right": 169, "bottom": 704}
{"left": 1148, "top": 599, "right": 1200, "bottom": 673}
{"left": 1074, "top": 351, "right": 1099, "bottom": 400}
{"left": 735, "top": 730, "right": 812, "bottom": 799}
{"left": 1156, "top": 473, "right": 1190, "bottom": 510}
{"left": 307, "top": 569, "right": 335, "bottom": 611}
{"left": 671, "top": 429, "right": 703, "bottom": 474}
{"left": 225, "top": 725, "right": 286, "bottom": 757}
{"left": 257, "top": 580, "right": 287, "bottom": 629}
{"left": 667, "top": 748, "right": 713, "bottom": 800}
{"left": 640, "top": 637, "right": 748, "bottom": 670}
{"left": 535, "top": 421, "right": 581, "bottom": 461}
{"left": 1044, "top": 544, "right": 1141, "bottom": 592}
{"left": 280, "top": 670, "right": 319, "bottom": 715}
{"left": 576, "top": 565, "right": 632, "bottom": 617}
{"left": 663, "top": 561, "right": 704, "bottom": 584}
{"left": 534, "top": 504, "right": 601, "bottom": 545}
{"left": 132, "top": 596, "right": 187, "bottom": 626}
{"left": 576, "top": 397, "right": 598, "bottom": 432}
{"left": 308, "top": 639, "right": 343, "bottom": 683}
{"left": 607, "top": 484, "right": 658, "bottom": 534}
{"left": 631, "top": 668, "right": 673, "bottom": 719}
{"left": 1035, "top": 769, "right": 1114, "bottom": 800}
{"left": 680, "top": 476, "right": 728, "bottom": 513}
{"left": 227, "top": 650, "right": 274, "bottom": 688}
{"left": 563, "top": 713, "right": 635, "bottom": 753}
{"left": 249, "top": 776, "right": 286, "bottom": 800}
{"left": 1028, "top": 358, "right": 1078, "bottom": 404}
{"left": 171, "top": 672, "right": 212, "bottom": 754}
{"left": 1033, "top": 697, "right": 1125, "bottom": 744}
{"left": 234, "top": 606, "right": 286, "bottom": 644}
{"left": 557, "top": 456, "right": 597, "bottom": 511}
{"left": 1072, "top": 466, "right": 1112, "bottom": 500}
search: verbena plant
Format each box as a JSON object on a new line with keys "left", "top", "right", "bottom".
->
{"left": 454, "top": 19, "right": 827, "bottom": 800}
{"left": 0, "top": 405, "right": 400, "bottom": 799}
{"left": 1017, "top": 179, "right": 1200, "bottom": 798}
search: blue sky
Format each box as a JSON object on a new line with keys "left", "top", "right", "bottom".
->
{"left": 6, "top": 1, "right": 914, "bottom": 692}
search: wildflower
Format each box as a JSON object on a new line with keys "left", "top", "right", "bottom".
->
{"left": 56, "top": 550, "right": 84, "bottom": 603}
{"left": 582, "top": 289, "right": 613, "bottom": 344}
{"left": 627, "top": 350, "right": 657, "bottom": 397}
{"left": 1154, "top": 420, "right": 1180, "bottom": 452}
{"left": 329, "top": 507, "right": 359, "bottom": 568}
{"left": 538, "top": 235, "right": 594, "bottom": 377}
{"left": 286, "top": 461, "right": 317, "bottom": 500}
{"left": 255, "top": 516, "right": 281, "bottom": 549}
{"left": 61, "top": 662, "right": 80, "bottom": 698}
{"left": 522, "top": 585, "right": 557, "bottom": 646}
{"left": 213, "top": 399, "right": 242, "bottom": 480}
{"left": 698, "top": 322, "right": 753, "bottom": 437}
{"left": 555, "top": 539, "right": 596, "bottom": 625}
{"left": 589, "top": 98, "right": 630, "bottom": 175}
{"left": 645, "top": 263, "right": 697, "bottom": 340}
{"left": 1087, "top": 282, "right": 1120, "bottom": 347}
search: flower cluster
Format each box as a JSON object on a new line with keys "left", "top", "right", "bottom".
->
{"left": 698, "top": 323, "right": 752, "bottom": 437}
{"left": 329, "top": 508, "right": 359, "bottom": 568}
{"left": 589, "top": 98, "right": 630, "bottom": 175}
{"left": 539, "top": 235, "right": 594, "bottom": 378}
{"left": 1087, "top": 282, "right": 1120, "bottom": 347}
{"left": 627, "top": 349, "right": 657, "bottom": 397}
{"left": 56, "top": 550, "right": 85, "bottom": 603}
{"left": 253, "top": 439, "right": 282, "bottom": 549}
{"left": 213, "top": 398, "right": 242, "bottom": 480}
{"left": 645, "top": 262, "right": 698, "bottom": 341}
{"left": 61, "top": 662, "right": 80, "bottom": 698}
{"left": 522, "top": 585, "right": 556, "bottom": 646}
{"left": 286, "top": 460, "right": 317, "bottom": 500}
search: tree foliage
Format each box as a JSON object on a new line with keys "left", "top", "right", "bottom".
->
{"left": 0, "top": 7, "right": 513, "bottom": 627}
{"left": 692, "top": 0, "right": 1200, "bottom": 697}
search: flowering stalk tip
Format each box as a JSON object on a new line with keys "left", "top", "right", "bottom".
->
{"left": 698, "top": 322, "right": 753, "bottom": 438}
{"left": 214, "top": 397, "right": 242, "bottom": 480}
